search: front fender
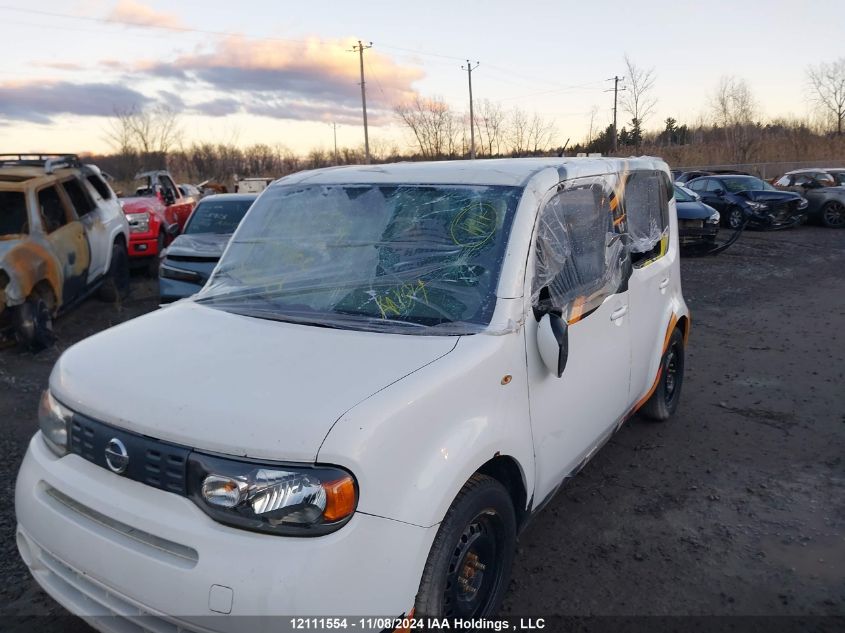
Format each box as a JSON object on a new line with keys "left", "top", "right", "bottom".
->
{"left": 0, "top": 240, "right": 62, "bottom": 307}
{"left": 317, "top": 332, "right": 535, "bottom": 528}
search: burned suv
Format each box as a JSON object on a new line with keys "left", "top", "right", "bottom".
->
{"left": 0, "top": 154, "right": 130, "bottom": 348}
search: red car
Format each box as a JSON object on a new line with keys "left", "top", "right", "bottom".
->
{"left": 120, "top": 170, "right": 196, "bottom": 273}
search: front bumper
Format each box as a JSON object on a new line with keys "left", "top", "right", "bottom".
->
{"left": 128, "top": 233, "right": 160, "bottom": 259}
{"left": 16, "top": 434, "right": 432, "bottom": 631}
{"left": 158, "top": 276, "right": 203, "bottom": 302}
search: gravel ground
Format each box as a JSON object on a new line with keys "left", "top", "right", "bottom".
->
{"left": 0, "top": 226, "right": 843, "bottom": 630}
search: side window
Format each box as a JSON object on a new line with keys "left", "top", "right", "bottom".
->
{"left": 688, "top": 179, "right": 706, "bottom": 192}
{"left": 623, "top": 170, "right": 669, "bottom": 262}
{"left": 705, "top": 179, "right": 723, "bottom": 192}
{"left": 532, "top": 176, "right": 627, "bottom": 322}
{"left": 61, "top": 178, "right": 96, "bottom": 216}
{"left": 0, "top": 192, "right": 29, "bottom": 236}
{"left": 38, "top": 186, "right": 71, "bottom": 233}
{"left": 86, "top": 174, "right": 113, "bottom": 200}
{"left": 159, "top": 175, "right": 179, "bottom": 201}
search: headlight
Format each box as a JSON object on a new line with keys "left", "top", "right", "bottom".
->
{"left": 126, "top": 211, "right": 151, "bottom": 233}
{"left": 187, "top": 453, "right": 357, "bottom": 536}
{"left": 160, "top": 262, "right": 202, "bottom": 283}
{"left": 745, "top": 201, "right": 768, "bottom": 211}
{"left": 797, "top": 199, "right": 808, "bottom": 210}
{"left": 38, "top": 391, "right": 72, "bottom": 456}
{"left": 707, "top": 210, "right": 720, "bottom": 224}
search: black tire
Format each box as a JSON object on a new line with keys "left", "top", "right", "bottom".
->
{"left": 147, "top": 232, "right": 165, "bottom": 277}
{"left": 640, "top": 327, "right": 685, "bottom": 421}
{"left": 415, "top": 474, "right": 516, "bottom": 621}
{"left": 99, "top": 241, "right": 131, "bottom": 302}
{"left": 13, "top": 294, "right": 55, "bottom": 351}
{"left": 820, "top": 201, "right": 845, "bottom": 228}
{"left": 725, "top": 206, "right": 745, "bottom": 230}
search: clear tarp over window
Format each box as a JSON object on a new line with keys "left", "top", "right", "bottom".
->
{"left": 623, "top": 170, "right": 666, "bottom": 253}
{"left": 531, "top": 175, "right": 627, "bottom": 322}
{"left": 194, "top": 184, "right": 522, "bottom": 335}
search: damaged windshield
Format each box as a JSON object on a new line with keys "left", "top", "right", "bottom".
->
{"left": 194, "top": 183, "right": 522, "bottom": 334}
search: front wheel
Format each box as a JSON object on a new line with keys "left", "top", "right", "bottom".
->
{"left": 415, "top": 474, "right": 516, "bottom": 620}
{"left": 821, "top": 201, "right": 845, "bottom": 228}
{"left": 640, "top": 327, "right": 685, "bottom": 421}
{"left": 14, "top": 293, "right": 55, "bottom": 351}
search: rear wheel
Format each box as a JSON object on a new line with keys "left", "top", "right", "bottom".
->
{"left": 725, "top": 206, "right": 745, "bottom": 230}
{"left": 821, "top": 201, "right": 845, "bottom": 228}
{"left": 640, "top": 328, "right": 685, "bottom": 421}
{"left": 14, "top": 291, "right": 56, "bottom": 351}
{"left": 415, "top": 474, "right": 516, "bottom": 620}
{"left": 99, "top": 241, "right": 130, "bottom": 302}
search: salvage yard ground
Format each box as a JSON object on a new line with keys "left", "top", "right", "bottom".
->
{"left": 0, "top": 226, "right": 843, "bottom": 629}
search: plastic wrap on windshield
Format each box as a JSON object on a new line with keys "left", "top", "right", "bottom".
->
{"left": 530, "top": 176, "right": 626, "bottom": 322}
{"left": 621, "top": 170, "right": 665, "bottom": 253}
{"left": 193, "top": 183, "right": 523, "bottom": 335}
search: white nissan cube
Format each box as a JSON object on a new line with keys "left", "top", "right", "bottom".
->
{"left": 16, "top": 158, "right": 689, "bottom": 631}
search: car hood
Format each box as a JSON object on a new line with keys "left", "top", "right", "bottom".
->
{"left": 738, "top": 190, "right": 803, "bottom": 203}
{"left": 165, "top": 233, "right": 231, "bottom": 258}
{"left": 676, "top": 200, "right": 717, "bottom": 220}
{"left": 50, "top": 302, "right": 458, "bottom": 461}
{"left": 120, "top": 196, "right": 165, "bottom": 215}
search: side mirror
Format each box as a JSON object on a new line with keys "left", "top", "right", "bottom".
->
{"left": 166, "top": 223, "right": 180, "bottom": 237}
{"left": 537, "top": 312, "right": 569, "bottom": 378}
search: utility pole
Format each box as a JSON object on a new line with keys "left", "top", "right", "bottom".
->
{"left": 462, "top": 60, "right": 480, "bottom": 159}
{"left": 605, "top": 75, "right": 626, "bottom": 154}
{"left": 351, "top": 40, "right": 373, "bottom": 164}
{"left": 331, "top": 122, "right": 338, "bottom": 165}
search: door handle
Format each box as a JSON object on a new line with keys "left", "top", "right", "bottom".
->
{"left": 610, "top": 305, "right": 628, "bottom": 321}
{"left": 659, "top": 278, "right": 670, "bottom": 290}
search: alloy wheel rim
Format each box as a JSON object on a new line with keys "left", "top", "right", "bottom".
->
{"left": 730, "top": 209, "right": 743, "bottom": 229}
{"left": 664, "top": 345, "right": 678, "bottom": 403}
{"left": 824, "top": 202, "right": 845, "bottom": 226}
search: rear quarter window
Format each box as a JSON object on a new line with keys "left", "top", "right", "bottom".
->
{"left": 0, "top": 191, "right": 29, "bottom": 235}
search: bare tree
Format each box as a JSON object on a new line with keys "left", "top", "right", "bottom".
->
{"left": 105, "top": 104, "right": 183, "bottom": 167}
{"left": 394, "top": 95, "right": 460, "bottom": 158}
{"left": 807, "top": 57, "right": 845, "bottom": 135}
{"left": 507, "top": 107, "right": 530, "bottom": 156}
{"left": 526, "top": 113, "right": 556, "bottom": 153}
{"left": 586, "top": 105, "right": 600, "bottom": 145}
{"left": 710, "top": 76, "right": 759, "bottom": 163}
{"left": 475, "top": 99, "right": 506, "bottom": 156}
{"left": 621, "top": 55, "right": 657, "bottom": 132}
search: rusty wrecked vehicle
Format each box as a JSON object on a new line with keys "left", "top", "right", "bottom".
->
{"left": 0, "top": 154, "right": 130, "bottom": 349}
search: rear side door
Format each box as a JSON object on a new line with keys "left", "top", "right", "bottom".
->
{"left": 526, "top": 176, "right": 632, "bottom": 499}
{"left": 60, "top": 177, "right": 109, "bottom": 280}
{"left": 698, "top": 178, "right": 728, "bottom": 212}
{"left": 623, "top": 170, "right": 675, "bottom": 402}
{"left": 36, "top": 185, "right": 90, "bottom": 303}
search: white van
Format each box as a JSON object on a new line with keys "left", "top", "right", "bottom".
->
{"left": 16, "top": 158, "right": 689, "bottom": 629}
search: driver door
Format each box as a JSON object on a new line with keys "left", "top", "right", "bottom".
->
{"left": 526, "top": 177, "right": 632, "bottom": 501}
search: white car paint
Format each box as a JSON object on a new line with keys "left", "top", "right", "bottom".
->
{"left": 16, "top": 157, "right": 689, "bottom": 628}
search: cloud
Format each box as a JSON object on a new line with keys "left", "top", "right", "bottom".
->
{"left": 139, "top": 36, "right": 423, "bottom": 123}
{"left": 0, "top": 81, "right": 153, "bottom": 123}
{"left": 106, "top": 0, "right": 184, "bottom": 29}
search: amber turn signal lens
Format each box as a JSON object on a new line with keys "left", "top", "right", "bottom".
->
{"left": 322, "top": 476, "right": 357, "bottom": 522}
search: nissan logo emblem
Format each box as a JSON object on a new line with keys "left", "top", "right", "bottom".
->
{"left": 104, "top": 438, "right": 129, "bottom": 474}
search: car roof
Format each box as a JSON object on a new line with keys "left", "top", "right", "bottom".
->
{"left": 786, "top": 168, "right": 845, "bottom": 174}
{"left": 277, "top": 157, "right": 669, "bottom": 188}
{"left": 0, "top": 166, "right": 82, "bottom": 192}
{"left": 197, "top": 193, "right": 259, "bottom": 202}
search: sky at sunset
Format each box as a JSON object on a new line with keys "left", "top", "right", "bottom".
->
{"left": 0, "top": 0, "right": 842, "bottom": 155}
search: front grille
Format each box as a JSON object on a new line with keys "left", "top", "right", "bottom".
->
{"left": 69, "top": 414, "right": 191, "bottom": 496}
{"left": 167, "top": 254, "right": 219, "bottom": 263}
